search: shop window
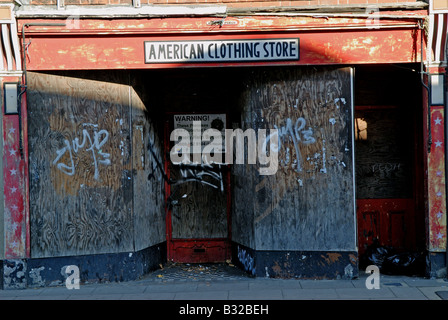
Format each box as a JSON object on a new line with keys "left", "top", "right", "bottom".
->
{"left": 355, "top": 118, "right": 367, "bottom": 141}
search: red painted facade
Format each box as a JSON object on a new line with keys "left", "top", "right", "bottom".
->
{"left": 18, "top": 16, "right": 423, "bottom": 70}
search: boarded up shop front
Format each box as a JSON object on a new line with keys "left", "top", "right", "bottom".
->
{"left": 231, "top": 67, "right": 357, "bottom": 277}
{"left": 1, "top": 14, "right": 428, "bottom": 286}
{"left": 24, "top": 66, "right": 357, "bottom": 281}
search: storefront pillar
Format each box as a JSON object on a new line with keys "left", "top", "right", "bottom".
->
{"left": 0, "top": 4, "right": 30, "bottom": 289}
{"left": 424, "top": 6, "right": 448, "bottom": 276}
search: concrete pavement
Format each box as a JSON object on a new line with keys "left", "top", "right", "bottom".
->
{"left": 0, "top": 271, "right": 447, "bottom": 300}
{"left": 2, "top": 266, "right": 445, "bottom": 320}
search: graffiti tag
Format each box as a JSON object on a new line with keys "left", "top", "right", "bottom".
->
{"left": 53, "top": 124, "right": 111, "bottom": 180}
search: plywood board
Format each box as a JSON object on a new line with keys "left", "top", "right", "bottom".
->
{"left": 131, "top": 79, "right": 166, "bottom": 250}
{"left": 236, "top": 66, "right": 356, "bottom": 251}
{"left": 27, "top": 71, "right": 134, "bottom": 257}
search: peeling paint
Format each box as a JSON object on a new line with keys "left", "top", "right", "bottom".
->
{"left": 271, "top": 261, "right": 282, "bottom": 275}
{"left": 3, "top": 260, "right": 27, "bottom": 289}
{"left": 344, "top": 264, "right": 354, "bottom": 279}
{"left": 29, "top": 266, "right": 45, "bottom": 287}
{"left": 321, "top": 253, "right": 342, "bottom": 265}
{"left": 21, "top": 19, "right": 422, "bottom": 71}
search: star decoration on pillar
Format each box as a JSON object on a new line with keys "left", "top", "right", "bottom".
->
{"left": 434, "top": 117, "right": 442, "bottom": 125}
{"left": 11, "top": 222, "right": 18, "bottom": 232}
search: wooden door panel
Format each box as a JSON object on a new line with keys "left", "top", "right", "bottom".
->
{"left": 388, "top": 210, "right": 406, "bottom": 248}
{"left": 165, "top": 113, "right": 231, "bottom": 263}
{"left": 169, "top": 163, "right": 228, "bottom": 239}
{"left": 355, "top": 104, "right": 418, "bottom": 261}
{"left": 358, "top": 210, "right": 380, "bottom": 252}
{"left": 357, "top": 199, "right": 414, "bottom": 256}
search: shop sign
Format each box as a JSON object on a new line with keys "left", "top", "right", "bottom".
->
{"left": 145, "top": 38, "right": 299, "bottom": 63}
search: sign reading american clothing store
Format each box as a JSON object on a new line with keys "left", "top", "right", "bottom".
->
{"left": 144, "top": 38, "right": 300, "bottom": 63}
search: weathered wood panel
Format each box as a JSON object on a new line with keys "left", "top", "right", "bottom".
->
{"left": 131, "top": 80, "right": 166, "bottom": 250}
{"left": 28, "top": 72, "right": 134, "bottom": 258}
{"left": 230, "top": 105, "right": 258, "bottom": 249}
{"left": 236, "top": 66, "right": 356, "bottom": 251}
{"left": 168, "top": 162, "right": 228, "bottom": 239}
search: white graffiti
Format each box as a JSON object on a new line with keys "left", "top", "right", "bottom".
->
{"left": 266, "top": 117, "right": 316, "bottom": 172}
{"left": 173, "top": 162, "right": 224, "bottom": 191}
{"left": 53, "top": 124, "right": 111, "bottom": 180}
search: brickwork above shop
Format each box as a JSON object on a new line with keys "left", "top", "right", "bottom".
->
{"left": 0, "top": 0, "right": 424, "bottom": 8}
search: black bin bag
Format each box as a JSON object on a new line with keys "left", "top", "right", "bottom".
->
{"left": 362, "top": 241, "right": 426, "bottom": 276}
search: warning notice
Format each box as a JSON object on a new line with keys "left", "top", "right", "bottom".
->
{"left": 173, "top": 114, "right": 226, "bottom": 153}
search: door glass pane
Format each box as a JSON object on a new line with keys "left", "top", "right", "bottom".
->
{"left": 355, "top": 107, "right": 413, "bottom": 199}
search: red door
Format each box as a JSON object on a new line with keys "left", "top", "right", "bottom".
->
{"left": 357, "top": 199, "right": 415, "bottom": 257}
{"left": 355, "top": 106, "right": 419, "bottom": 260}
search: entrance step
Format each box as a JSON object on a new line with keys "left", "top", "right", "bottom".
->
{"left": 142, "top": 262, "right": 251, "bottom": 282}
